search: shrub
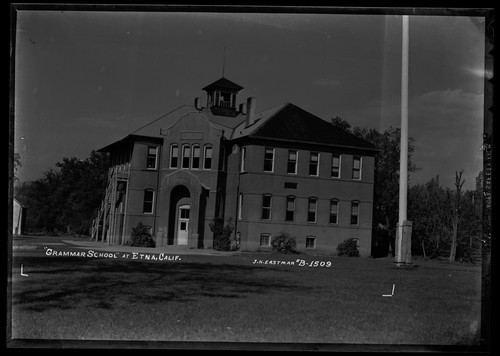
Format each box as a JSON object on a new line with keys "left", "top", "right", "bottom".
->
{"left": 337, "top": 238, "right": 360, "bottom": 257}
{"left": 130, "top": 221, "right": 156, "bottom": 247}
{"left": 271, "top": 231, "right": 297, "bottom": 254}
{"left": 209, "top": 217, "right": 235, "bottom": 251}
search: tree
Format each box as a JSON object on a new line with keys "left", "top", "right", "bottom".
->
{"left": 19, "top": 151, "right": 110, "bottom": 235}
{"left": 13, "top": 153, "right": 21, "bottom": 182}
{"left": 449, "top": 170, "right": 464, "bottom": 262}
{"left": 331, "top": 118, "right": 419, "bottom": 257}
{"left": 209, "top": 217, "right": 235, "bottom": 251}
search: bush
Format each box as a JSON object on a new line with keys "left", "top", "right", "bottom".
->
{"left": 271, "top": 231, "right": 297, "bottom": 254}
{"left": 130, "top": 221, "right": 156, "bottom": 247}
{"left": 337, "top": 238, "right": 359, "bottom": 257}
{"left": 209, "top": 217, "right": 235, "bottom": 251}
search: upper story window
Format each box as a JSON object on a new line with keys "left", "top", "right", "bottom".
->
{"left": 307, "top": 197, "right": 317, "bottom": 223}
{"left": 287, "top": 149, "right": 298, "bottom": 174}
{"left": 309, "top": 152, "right": 319, "bottom": 176}
{"left": 191, "top": 145, "right": 201, "bottom": 169}
{"left": 330, "top": 199, "right": 339, "bottom": 224}
{"left": 146, "top": 146, "right": 158, "bottom": 170}
{"left": 170, "top": 144, "right": 179, "bottom": 168}
{"left": 351, "top": 201, "right": 360, "bottom": 225}
{"left": 203, "top": 145, "right": 213, "bottom": 170}
{"left": 353, "top": 156, "right": 362, "bottom": 180}
{"left": 143, "top": 189, "right": 155, "bottom": 214}
{"left": 331, "top": 154, "right": 341, "bottom": 178}
{"left": 285, "top": 195, "right": 295, "bottom": 221}
{"left": 240, "top": 146, "right": 246, "bottom": 172}
{"left": 263, "top": 147, "right": 274, "bottom": 172}
{"left": 261, "top": 194, "right": 272, "bottom": 220}
{"left": 181, "top": 145, "right": 191, "bottom": 169}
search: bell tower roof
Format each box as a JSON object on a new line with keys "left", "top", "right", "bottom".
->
{"left": 202, "top": 77, "right": 244, "bottom": 92}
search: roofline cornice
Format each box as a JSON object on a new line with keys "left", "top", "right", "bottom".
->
{"left": 236, "top": 135, "right": 379, "bottom": 154}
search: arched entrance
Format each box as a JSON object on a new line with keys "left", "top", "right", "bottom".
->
{"left": 167, "top": 185, "right": 191, "bottom": 245}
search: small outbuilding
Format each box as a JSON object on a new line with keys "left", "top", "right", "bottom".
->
{"left": 13, "top": 198, "right": 26, "bottom": 236}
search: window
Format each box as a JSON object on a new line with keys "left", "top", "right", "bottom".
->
{"left": 264, "top": 147, "right": 274, "bottom": 172}
{"left": 192, "top": 145, "right": 200, "bottom": 169}
{"left": 182, "top": 145, "right": 191, "bottom": 169}
{"left": 262, "top": 194, "right": 272, "bottom": 220}
{"left": 307, "top": 197, "right": 317, "bottom": 223}
{"left": 305, "top": 236, "right": 316, "bottom": 249}
{"left": 353, "top": 156, "right": 362, "bottom": 180}
{"left": 203, "top": 146, "right": 213, "bottom": 170}
{"left": 180, "top": 208, "right": 190, "bottom": 219}
{"left": 240, "top": 147, "right": 246, "bottom": 172}
{"left": 260, "top": 233, "right": 271, "bottom": 246}
{"left": 330, "top": 199, "right": 339, "bottom": 224}
{"left": 331, "top": 154, "right": 341, "bottom": 178}
{"left": 238, "top": 193, "right": 243, "bottom": 220}
{"left": 309, "top": 152, "right": 319, "bottom": 176}
{"left": 287, "top": 149, "right": 297, "bottom": 174}
{"left": 286, "top": 196, "right": 295, "bottom": 221}
{"left": 351, "top": 201, "right": 360, "bottom": 225}
{"left": 146, "top": 146, "right": 158, "bottom": 169}
{"left": 143, "top": 189, "right": 155, "bottom": 214}
{"left": 170, "top": 144, "right": 178, "bottom": 168}
{"left": 284, "top": 182, "right": 298, "bottom": 189}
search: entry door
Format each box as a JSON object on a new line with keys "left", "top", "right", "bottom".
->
{"left": 177, "top": 205, "right": 190, "bottom": 245}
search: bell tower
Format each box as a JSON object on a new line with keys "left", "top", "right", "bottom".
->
{"left": 202, "top": 77, "right": 244, "bottom": 117}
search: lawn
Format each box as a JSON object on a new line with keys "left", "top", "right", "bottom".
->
{"left": 8, "top": 246, "right": 483, "bottom": 348}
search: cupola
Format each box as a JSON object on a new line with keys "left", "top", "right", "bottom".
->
{"left": 202, "top": 77, "right": 244, "bottom": 117}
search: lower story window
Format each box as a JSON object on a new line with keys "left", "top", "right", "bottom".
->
{"left": 143, "top": 189, "right": 155, "bottom": 214}
{"left": 306, "top": 236, "right": 316, "bottom": 249}
{"left": 260, "top": 233, "right": 271, "bottom": 246}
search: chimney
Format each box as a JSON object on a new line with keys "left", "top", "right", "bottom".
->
{"left": 194, "top": 97, "right": 203, "bottom": 110}
{"left": 239, "top": 103, "right": 247, "bottom": 115}
{"left": 246, "top": 97, "right": 256, "bottom": 127}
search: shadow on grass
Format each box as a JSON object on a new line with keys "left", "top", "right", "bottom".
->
{"left": 12, "top": 255, "right": 307, "bottom": 312}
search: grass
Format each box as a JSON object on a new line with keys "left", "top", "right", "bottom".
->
{"left": 8, "top": 246, "right": 482, "bottom": 347}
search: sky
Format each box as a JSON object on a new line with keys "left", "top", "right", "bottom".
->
{"left": 13, "top": 7, "right": 488, "bottom": 190}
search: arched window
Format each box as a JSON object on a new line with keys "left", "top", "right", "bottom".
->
{"left": 181, "top": 145, "right": 191, "bottom": 169}
{"left": 203, "top": 145, "right": 213, "bottom": 170}
{"left": 170, "top": 144, "right": 178, "bottom": 168}
{"left": 307, "top": 197, "right": 317, "bottom": 223}
{"left": 330, "top": 199, "right": 339, "bottom": 224}
{"left": 191, "top": 145, "right": 201, "bottom": 169}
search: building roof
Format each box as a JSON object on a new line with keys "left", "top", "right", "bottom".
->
{"left": 98, "top": 105, "right": 246, "bottom": 152}
{"left": 202, "top": 77, "right": 244, "bottom": 92}
{"left": 98, "top": 102, "right": 375, "bottom": 154}
{"left": 233, "top": 103, "right": 376, "bottom": 151}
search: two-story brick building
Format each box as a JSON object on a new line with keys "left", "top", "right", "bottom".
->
{"left": 92, "top": 76, "right": 377, "bottom": 256}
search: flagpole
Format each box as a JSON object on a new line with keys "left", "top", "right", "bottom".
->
{"left": 395, "top": 14, "right": 412, "bottom": 266}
